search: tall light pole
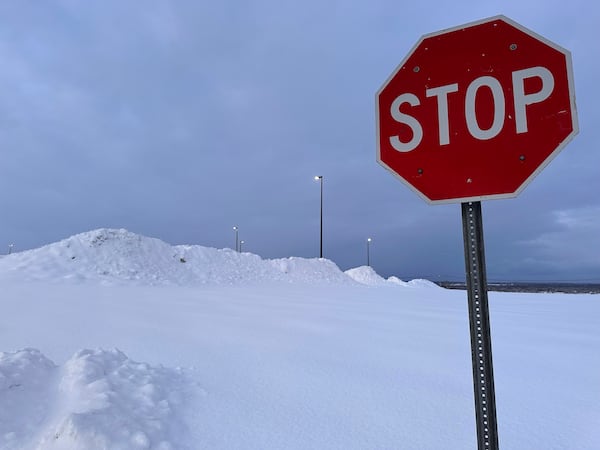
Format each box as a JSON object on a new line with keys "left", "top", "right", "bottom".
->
{"left": 233, "top": 226, "right": 239, "bottom": 252}
{"left": 314, "top": 175, "right": 323, "bottom": 258}
{"left": 367, "top": 237, "right": 372, "bottom": 267}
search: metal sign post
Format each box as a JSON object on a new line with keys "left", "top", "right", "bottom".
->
{"left": 462, "top": 201, "right": 499, "bottom": 450}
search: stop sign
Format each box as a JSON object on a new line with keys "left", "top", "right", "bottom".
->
{"left": 376, "top": 15, "right": 578, "bottom": 204}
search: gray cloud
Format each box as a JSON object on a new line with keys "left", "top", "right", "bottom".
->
{"left": 0, "top": 1, "right": 598, "bottom": 282}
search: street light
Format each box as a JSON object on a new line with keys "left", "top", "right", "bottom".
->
{"left": 240, "top": 240, "right": 245, "bottom": 252}
{"left": 366, "top": 237, "right": 372, "bottom": 267}
{"left": 8, "top": 243, "right": 14, "bottom": 255}
{"left": 233, "top": 226, "right": 239, "bottom": 252}
{"left": 314, "top": 175, "right": 323, "bottom": 258}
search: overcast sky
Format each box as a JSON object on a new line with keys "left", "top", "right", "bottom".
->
{"left": 0, "top": 1, "right": 598, "bottom": 282}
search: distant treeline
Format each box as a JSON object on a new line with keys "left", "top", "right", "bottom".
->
{"left": 436, "top": 281, "right": 600, "bottom": 294}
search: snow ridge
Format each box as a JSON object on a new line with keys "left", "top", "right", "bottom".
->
{"left": 0, "top": 229, "right": 359, "bottom": 286}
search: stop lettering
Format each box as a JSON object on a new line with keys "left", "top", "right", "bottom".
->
{"left": 376, "top": 16, "right": 578, "bottom": 204}
{"left": 391, "top": 66, "right": 554, "bottom": 151}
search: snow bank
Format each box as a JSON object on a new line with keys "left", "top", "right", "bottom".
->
{"left": 0, "top": 348, "right": 197, "bottom": 450}
{"left": 0, "top": 229, "right": 436, "bottom": 288}
{"left": 0, "top": 229, "right": 357, "bottom": 286}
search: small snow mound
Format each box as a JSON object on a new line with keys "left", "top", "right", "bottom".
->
{"left": 345, "top": 266, "right": 388, "bottom": 286}
{"left": 345, "top": 267, "right": 412, "bottom": 287}
{"left": 0, "top": 348, "right": 199, "bottom": 450}
{"left": 0, "top": 349, "right": 58, "bottom": 447}
{"left": 386, "top": 276, "right": 410, "bottom": 287}
{"left": 406, "top": 278, "right": 442, "bottom": 289}
{"left": 272, "top": 257, "right": 356, "bottom": 284}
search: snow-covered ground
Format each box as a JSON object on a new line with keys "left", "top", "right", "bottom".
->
{"left": 0, "top": 229, "right": 598, "bottom": 449}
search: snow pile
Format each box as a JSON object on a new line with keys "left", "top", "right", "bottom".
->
{"left": 345, "top": 265, "right": 410, "bottom": 286}
{"left": 0, "top": 228, "right": 357, "bottom": 286}
{"left": 406, "top": 278, "right": 444, "bottom": 289}
{"left": 345, "top": 266, "right": 387, "bottom": 285}
{"left": 0, "top": 229, "right": 186, "bottom": 285}
{"left": 0, "top": 348, "right": 197, "bottom": 450}
{"left": 270, "top": 256, "right": 354, "bottom": 285}
{"left": 387, "top": 275, "right": 410, "bottom": 285}
{"left": 343, "top": 267, "right": 441, "bottom": 289}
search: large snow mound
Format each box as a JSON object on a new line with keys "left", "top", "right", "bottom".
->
{"left": 0, "top": 229, "right": 358, "bottom": 286}
{"left": 0, "top": 348, "right": 198, "bottom": 450}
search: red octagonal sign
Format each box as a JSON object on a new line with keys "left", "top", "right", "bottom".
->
{"left": 376, "top": 16, "right": 578, "bottom": 204}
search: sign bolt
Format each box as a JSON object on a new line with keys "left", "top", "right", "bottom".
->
{"left": 510, "top": 43, "right": 518, "bottom": 51}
